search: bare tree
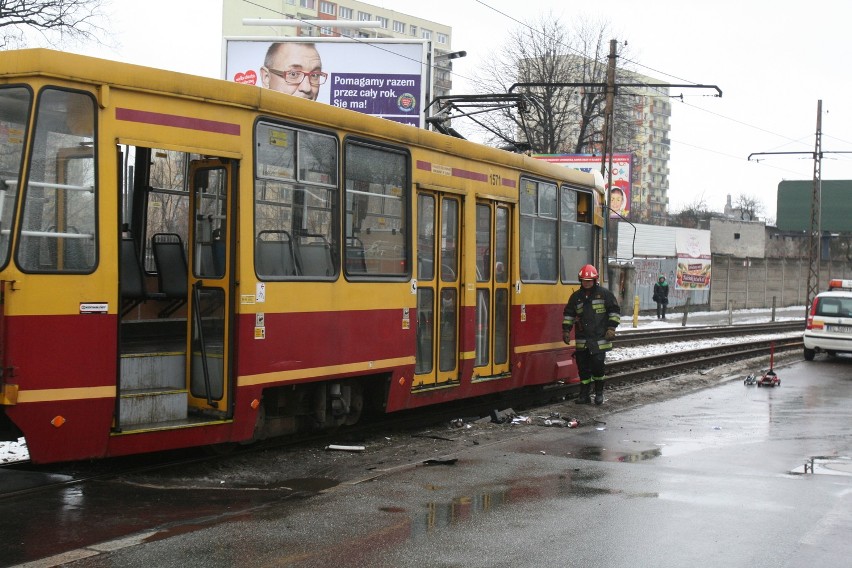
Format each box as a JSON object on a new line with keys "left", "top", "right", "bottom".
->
{"left": 462, "top": 13, "right": 637, "bottom": 155}
{"left": 732, "top": 193, "right": 765, "bottom": 221}
{"left": 670, "top": 194, "right": 711, "bottom": 229}
{"left": 0, "top": 0, "right": 109, "bottom": 49}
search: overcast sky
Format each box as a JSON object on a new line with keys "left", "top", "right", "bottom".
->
{"left": 74, "top": 0, "right": 852, "bottom": 222}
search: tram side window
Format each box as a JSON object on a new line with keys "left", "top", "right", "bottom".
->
{"left": 17, "top": 89, "right": 96, "bottom": 273}
{"left": 519, "top": 178, "right": 557, "bottom": 282}
{"left": 344, "top": 142, "right": 408, "bottom": 277}
{"left": 254, "top": 121, "right": 338, "bottom": 279}
{"left": 560, "top": 186, "right": 593, "bottom": 282}
{"left": 0, "top": 87, "right": 31, "bottom": 270}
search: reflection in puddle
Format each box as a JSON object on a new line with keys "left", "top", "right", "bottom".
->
{"left": 406, "top": 470, "right": 657, "bottom": 538}
{"left": 513, "top": 438, "right": 664, "bottom": 464}
{"left": 571, "top": 446, "right": 662, "bottom": 463}
{"left": 789, "top": 456, "right": 852, "bottom": 476}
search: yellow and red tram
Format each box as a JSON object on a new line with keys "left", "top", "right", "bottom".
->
{"left": 0, "top": 49, "right": 605, "bottom": 463}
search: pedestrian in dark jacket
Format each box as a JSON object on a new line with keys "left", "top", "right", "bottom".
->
{"left": 562, "top": 264, "right": 621, "bottom": 405}
{"left": 653, "top": 274, "right": 669, "bottom": 320}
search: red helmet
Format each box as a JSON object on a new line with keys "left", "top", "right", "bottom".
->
{"left": 578, "top": 264, "right": 599, "bottom": 281}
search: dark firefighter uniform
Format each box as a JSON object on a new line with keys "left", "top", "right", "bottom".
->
{"left": 562, "top": 282, "right": 621, "bottom": 404}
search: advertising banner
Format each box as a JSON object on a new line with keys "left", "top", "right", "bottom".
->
{"left": 225, "top": 38, "right": 427, "bottom": 127}
{"left": 675, "top": 229, "right": 712, "bottom": 290}
{"left": 534, "top": 153, "right": 632, "bottom": 219}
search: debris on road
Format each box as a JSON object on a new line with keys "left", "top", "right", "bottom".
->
{"left": 325, "top": 444, "right": 366, "bottom": 452}
{"left": 423, "top": 458, "right": 458, "bottom": 466}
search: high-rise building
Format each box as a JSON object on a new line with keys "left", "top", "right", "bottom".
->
{"left": 614, "top": 71, "right": 671, "bottom": 223}
{"left": 222, "top": 1, "right": 455, "bottom": 101}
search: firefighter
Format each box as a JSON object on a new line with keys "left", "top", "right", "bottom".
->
{"left": 562, "top": 264, "right": 621, "bottom": 405}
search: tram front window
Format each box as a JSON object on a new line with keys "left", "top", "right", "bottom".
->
{"left": 18, "top": 89, "right": 96, "bottom": 273}
{"left": 0, "top": 87, "right": 31, "bottom": 269}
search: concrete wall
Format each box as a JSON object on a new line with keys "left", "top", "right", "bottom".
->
{"left": 710, "top": 219, "right": 765, "bottom": 257}
{"left": 709, "top": 255, "right": 852, "bottom": 311}
{"left": 621, "top": 254, "right": 852, "bottom": 313}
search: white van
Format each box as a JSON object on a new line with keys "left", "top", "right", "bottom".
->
{"left": 803, "top": 279, "right": 852, "bottom": 360}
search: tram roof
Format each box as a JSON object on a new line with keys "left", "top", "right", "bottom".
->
{"left": 0, "top": 48, "right": 600, "bottom": 192}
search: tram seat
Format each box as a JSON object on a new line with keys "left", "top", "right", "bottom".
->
{"left": 151, "top": 233, "right": 188, "bottom": 318}
{"left": 256, "top": 230, "right": 296, "bottom": 277}
{"left": 197, "top": 242, "right": 227, "bottom": 277}
{"left": 296, "top": 234, "right": 334, "bottom": 277}
{"left": 120, "top": 237, "right": 166, "bottom": 317}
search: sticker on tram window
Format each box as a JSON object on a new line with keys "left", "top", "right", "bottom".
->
{"left": 80, "top": 302, "right": 108, "bottom": 314}
{"left": 268, "top": 130, "right": 289, "bottom": 147}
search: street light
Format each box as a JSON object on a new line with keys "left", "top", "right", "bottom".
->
{"left": 436, "top": 50, "right": 467, "bottom": 61}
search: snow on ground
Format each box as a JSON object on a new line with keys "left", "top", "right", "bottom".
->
{"left": 0, "top": 306, "right": 807, "bottom": 464}
{"left": 611, "top": 305, "right": 805, "bottom": 361}
{"left": 608, "top": 332, "right": 802, "bottom": 362}
{"left": 1, "top": 437, "right": 27, "bottom": 464}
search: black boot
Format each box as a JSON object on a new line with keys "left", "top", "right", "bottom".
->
{"left": 594, "top": 381, "right": 605, "bottom": 405}
{"left": 574, "top": 382, "right": 591, "bottom": 404}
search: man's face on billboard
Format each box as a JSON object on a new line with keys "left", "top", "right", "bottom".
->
{"left": 262, "top": 43, "right": 324, "bottom": 101}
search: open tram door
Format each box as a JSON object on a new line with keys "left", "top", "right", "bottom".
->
{"left": 185, "top": 159, "right": 236, "bottom": 415}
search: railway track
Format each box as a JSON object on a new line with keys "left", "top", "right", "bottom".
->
{"left": 614, "top": 320, "right": 804, "bottom": 348}
{"left": 0, "top": 321, "right": 805, "bottom": 498}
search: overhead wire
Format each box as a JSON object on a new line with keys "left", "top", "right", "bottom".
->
{"left": 241, "top": 0, "right": 841, "bottom": 175}
{"left": 469, "top": 0, "right": 833, "bottom": 172}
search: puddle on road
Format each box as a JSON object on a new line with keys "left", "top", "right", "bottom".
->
{"left": 790, "top": 456, "right": 852, "bottom": 476}
{"left": 512, "top": 439, "right": 663, "bottom": 464}
{"left": 384, "top": 468, "right": 658, "bottom": 539}
{"left": 569, "top": 445, "right": 662, "bottom": 463}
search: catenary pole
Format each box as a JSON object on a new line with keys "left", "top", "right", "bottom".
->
{"left": 806, "top": 100, "right": 822, "bottom": 316}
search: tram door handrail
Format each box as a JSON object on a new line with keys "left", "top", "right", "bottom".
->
{"left": 191, "top": 280, "right": 216, "bottom": 409}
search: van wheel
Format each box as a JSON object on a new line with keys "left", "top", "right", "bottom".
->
{"left": 804, "top": 348, "right": 815, "bottom": 361}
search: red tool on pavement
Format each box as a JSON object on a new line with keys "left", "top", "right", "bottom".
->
{"left": 756, "top": 342, "right": 781, "bottom": 387}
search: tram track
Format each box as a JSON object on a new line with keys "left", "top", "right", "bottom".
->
{"left": 0, "top": 321, "right": 805, "bottom": 499}
{"left": 614, "top": 320, "right": 804, "bottom": 348}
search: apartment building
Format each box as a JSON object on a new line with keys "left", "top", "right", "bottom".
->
{"left": 616, "top": 71, "right": 671, "bottom": 224}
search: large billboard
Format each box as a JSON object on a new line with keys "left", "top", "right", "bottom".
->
{"left": 776, "top": 180, "right": 852, "bottom": 232}
{"left": 224, "top": 38, "right": 428, "bottom": 127}
{"left": 675, "top": 229, "right": 711, "bottom": 291}
{"left": 534, "top": 153, "right": 632, "bottom": 219}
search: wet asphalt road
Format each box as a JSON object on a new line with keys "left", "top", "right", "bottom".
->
{"left": 3, "top": 353, "right": 850, "bottom": 568}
